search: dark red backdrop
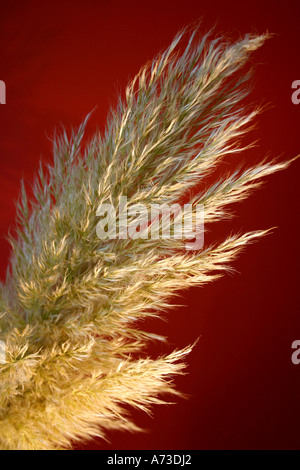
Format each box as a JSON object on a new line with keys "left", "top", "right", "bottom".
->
{"left": 0, "top": 0, "right": 299, "bottom": 450}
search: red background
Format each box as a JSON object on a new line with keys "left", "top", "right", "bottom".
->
{"left": 0, "top": 0, "right": 300, "bottom": 450}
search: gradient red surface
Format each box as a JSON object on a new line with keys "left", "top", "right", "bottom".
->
{"left": 0, "top": 0, "right": 299, "bottom": 450}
